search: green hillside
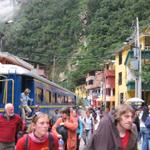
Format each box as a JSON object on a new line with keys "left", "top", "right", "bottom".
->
{"left": 1, "top": 0, "right": 150, "bottom": 90}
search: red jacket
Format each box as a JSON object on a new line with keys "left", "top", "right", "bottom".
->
{"left": 0, "top": 114, "right": 22, "bottom": 142}
{"left": 52, "top": 116, "right": 78, "bottom": 150}
{"left": 16, "top": 133, "right": 59, "bottom": 150}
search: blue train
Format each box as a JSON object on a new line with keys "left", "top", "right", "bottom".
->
{"left": 0, "top": 63, "right": 76, "bottom": 115}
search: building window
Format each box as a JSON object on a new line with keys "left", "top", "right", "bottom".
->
{"left": 119, "top": 52, "right": 122, "bottom": 65}
{"left": 88, "top": 80, "right": 93, "bottom": 85}
{"left": 113, "top": 88, "right": 115, "bottom": 96}
{"left": 144, "top": 37, "right": 150, "bottom": 50}
{"left": 89, "top": 71, "right": 95, "bottom": 76}
{"left": 120, "top": 93, "right": 124, "bottom": 104}
{"left": 106, "top": 64, "right": 109, "bottom": 69}
{"left": 118, "top": 72, "right": 122, "bottom": 85}
{"left": 145, "top": 36, "right": 150, "bottom": 47}
{"left": 106, "top": 88, "right": 111, "bottom": 96}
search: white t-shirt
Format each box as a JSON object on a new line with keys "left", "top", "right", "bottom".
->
{"left": 139, "top": 111, "right": 146, "bottom": 128}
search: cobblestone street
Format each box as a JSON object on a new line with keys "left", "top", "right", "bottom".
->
{"left": 79, "top": 138, "right": 86, "bottom": 150}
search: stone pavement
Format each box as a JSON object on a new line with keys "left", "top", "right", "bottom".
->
{"left": 79, "top": 138, "right": 86, "bottom": 150}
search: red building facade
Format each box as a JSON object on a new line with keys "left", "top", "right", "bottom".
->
{"left": 86, "top": 61, "right": 115, "bottom": 109}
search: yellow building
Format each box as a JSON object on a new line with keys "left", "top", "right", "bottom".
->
{"left": 115, "top": 44, "right": 133, "bottom": 106}
{"left": 75, "top": 84, "right": 87, "bottom": 103}
{"left": 115, "top": 25, "right": 150, "bottom": 106}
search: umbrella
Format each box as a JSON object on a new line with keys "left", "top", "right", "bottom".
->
{"left": 126, "top": 97, "right": 144, "bottom": 103}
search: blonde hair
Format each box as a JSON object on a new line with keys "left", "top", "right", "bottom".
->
{"left": 32, "top": 112, "right": 49, "bottom": 124}
{"left": 28, "top": 113, "right": 49, "bottom": 133}
{"left": 115, "top": 104, "right": 135, "bottom": 121}
{"left": 24, "top": 88, "right": 31, "bottom": 94}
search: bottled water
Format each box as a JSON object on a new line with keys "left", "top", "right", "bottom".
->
{"left": 59, "top": 138, "right": 64, "bottom": 150}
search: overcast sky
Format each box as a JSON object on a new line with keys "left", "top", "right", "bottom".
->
{"left": 0, "top": 0, "right": 18, "bottom": 22}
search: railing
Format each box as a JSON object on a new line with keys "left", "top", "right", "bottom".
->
{"left": 144, "top": 46, "right": 150, "bottom": 50}
{"left": 86, "top": 75, "right": 95, "bottom": 82}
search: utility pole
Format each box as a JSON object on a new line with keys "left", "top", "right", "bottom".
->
{"left": 0, "top": 32, "right": 4, "bottom": 52}
{"left": 52, "top": 56, "right": 56, "bottom": 82}
{"left": 134, "top": 17, "right": 142, "bottom": 98}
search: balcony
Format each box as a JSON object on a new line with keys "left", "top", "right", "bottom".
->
{"left": 144, "top": 46, "right": 150, "bottom": 50}
{"left": 126, "top": 81, "right": 135, "bottom": 91}
{"left": 104, "top": 70, "right": 115, "bottom": 77}
{"left": 106, "top": 96, "right": 115, "bottom": 102}
{"left": 125, "top": 50, "right": 150, "bottom": 65}
{"left": 126, "top": 80, "right": 150, "bottom": 91}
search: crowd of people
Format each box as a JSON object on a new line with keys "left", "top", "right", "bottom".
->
{"left": 0, "top": 88, "right": 150, "bottom": 150}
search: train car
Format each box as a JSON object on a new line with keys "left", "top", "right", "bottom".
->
{"left": 0, "top": 63, "right": 76, "bottom": 115}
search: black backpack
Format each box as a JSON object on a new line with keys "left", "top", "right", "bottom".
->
{"left": 56, "top": 125, "right": 68, "bottom": 143}
{"left": 24, "top": 132, "right": 55, "bottom": 150}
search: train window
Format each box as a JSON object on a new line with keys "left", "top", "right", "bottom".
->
{"left": 57, "top": 94, "right": 61, "bottom": 104}
{"left": 36, "top": 88, "right": 43, "bottom": 102}
{"left": 63, "top": 96, "right": 65, "bottom": 103}
{"left": 54, "top": 93, "right": 57, "bottom": 103}
{"left": 60, "top": 95, "right": 64, "bottom": 104}
{"left": 52, "top": 93, "right": 57, "bottom": 103}
{"left": 58, "top": 95, "right": 64, "bottom": 104}
{"left": 65, "top": 96, "right": 68, "bottom": 103}
{"left": 68, "top": 96, "right": 73, "bottom": 104}
{"left": 45, "top": 90, "right": 52, "bottom": 104}
{"left": 49, "top": 91, "right": 52, "bottom": 103}
{"left": 51, "top": 93, "right": 54, "bottom": 103}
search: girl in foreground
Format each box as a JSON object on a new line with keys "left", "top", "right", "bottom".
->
{"left": 16, "top": 112, "right": 59, "bottom": 150}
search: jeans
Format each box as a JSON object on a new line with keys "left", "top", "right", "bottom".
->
{"left": 21, "top": 105, "right": 32, "bottom": 120}
{"left": 85, "top": 129, "right": 92, "bottom": 145}
{"left": 0, "top": 142, "right": 15, "bottom": 150}
{"left": 148, "top": 139, "right": 150, "bottom": 150}
{"left": 76, "top": 133, "right": 81, "bottom": 150}
{"left": 140, "top": 127, "right": 149, "bottom": 150}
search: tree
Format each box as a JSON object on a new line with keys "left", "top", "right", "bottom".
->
{"left": 142, "top": 64, "right": 150, "bottom": 84}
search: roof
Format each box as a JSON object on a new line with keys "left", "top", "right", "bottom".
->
{"left": 0, "top": 63, "right": 75, "bottom": 96}
{"left": 0, "top": 52, "right": 34, "bottom": 70}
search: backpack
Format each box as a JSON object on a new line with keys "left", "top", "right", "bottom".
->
{"left": 56, "top": 125, "right": 68, "bottom": 143}
{"left": 24, "top": 132, "right": 55, "bottom": 150}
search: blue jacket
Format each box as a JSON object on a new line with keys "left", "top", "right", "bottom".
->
{"left": 20, "top": 92, "right": 33, "bottom": 106}
{"left": 145, "top": 116, "right": 150, "bottom": 138}
{"left": 77, "top": 118, "right": 83, "bottom": 138}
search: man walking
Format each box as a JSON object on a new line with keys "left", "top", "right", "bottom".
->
{"left": 85, "top": 104, "right": 138, "bottom": 150}
{"left": 0, "top": 103, "right": 23, "bottom": 150}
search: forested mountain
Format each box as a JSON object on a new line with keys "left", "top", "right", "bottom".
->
{"left": 1, "top": 0, "right": 150, "bottom": 90}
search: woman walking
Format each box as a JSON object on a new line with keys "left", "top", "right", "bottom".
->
{"left": 16, "top": 112, "right": 59, "bottom": 150}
